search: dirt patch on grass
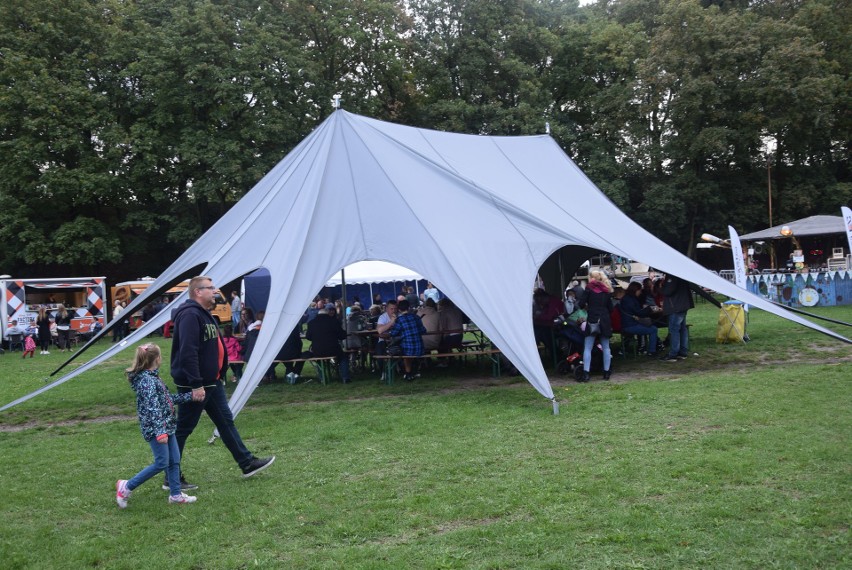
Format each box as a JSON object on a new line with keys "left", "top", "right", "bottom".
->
{"left": 0, "top": 414, "right": 132, "bottom": 433}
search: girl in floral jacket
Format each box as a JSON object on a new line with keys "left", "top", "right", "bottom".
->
{"left": 115, "top": 343, "right": 196, "bottom": 508}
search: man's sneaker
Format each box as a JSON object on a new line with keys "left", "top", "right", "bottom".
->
{"left": 660, "top": 354, "right": 678, "bottom": 362}
{"left": 242, "top": 456, "right": 276, "bottom": 478}
{"left": 286, "top": 372, "right": 297, "bottom": 384}
{"left": 116, "top": 479, "right": 131, "bottom": 509}
{"left": 677, "top": 353, "right": 688, "bottom": 360}
{"left": 168, "top": 492, "right": 197, "bottom": 504}
{"left": 162, "top": 474, "right": 198, "bottom": 491}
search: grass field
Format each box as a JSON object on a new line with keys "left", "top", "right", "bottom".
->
{"left": 0, "top": 302, "right": 849, "bottom": 569}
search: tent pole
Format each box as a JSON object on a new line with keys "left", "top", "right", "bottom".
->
{"left": 341, "top": 268, "right": 347, "bottom": 309}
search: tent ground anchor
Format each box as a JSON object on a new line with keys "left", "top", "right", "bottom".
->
{"left": 552, "top": 399, "right": 559, "bottom": 415}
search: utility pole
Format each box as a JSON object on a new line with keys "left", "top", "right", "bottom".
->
{"left": 766, "top": 152, "right": 773, "bottom": 228}
{"left": 767, "top": 152, "right": 776, "bottom": 269}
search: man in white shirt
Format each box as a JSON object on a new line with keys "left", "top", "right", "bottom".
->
{"left": 5, "top": 319, "right": 24, "bottom": 337}
{"left": 374, "top": 300, "right": 398, "bottom": 359}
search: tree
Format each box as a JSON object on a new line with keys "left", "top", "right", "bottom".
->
{"left": 409, "top": 0, "right": 571, "bottom": 134}
{"left": 0, "top": 0, "right": 124, "bottom": 272}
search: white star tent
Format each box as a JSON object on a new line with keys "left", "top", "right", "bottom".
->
{"left": 5, "top": 110, "right": 848, "bottom": 413}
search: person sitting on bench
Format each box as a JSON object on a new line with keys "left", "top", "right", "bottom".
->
{"left": 386, "top": 299, "right": 426, "bottom": 381}
{"left": 305, "top": 304, "right": 351, "bottom": 383}
{"left": 276, "top": 325, "right": 306, "bottom": 383}
{"left": 437, "top": 298, "right": 465, "bottom": 354}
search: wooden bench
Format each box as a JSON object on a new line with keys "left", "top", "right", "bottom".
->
{"left": 373, "top": 349, "right": 502, "bottom": 384}
{"left": 229, "top": 356, "right": 338, "bottom": 385}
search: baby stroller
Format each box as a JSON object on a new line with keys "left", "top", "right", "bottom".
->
{"left": 553, "top": 316, "right": 603, "bottom": 381}
{"left": 556, "top": 344, "right": 604, "bottom": 381}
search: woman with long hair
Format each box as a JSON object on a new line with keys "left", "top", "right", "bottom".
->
{"left": 54, "top": 304, "right": 73, "bottom": 352}
{"left": 36, "top": 306, "right": 52, "bottom": 354}
{"left": 577, "top": 270, "right": 614, "bottom": 381}
{"left": 620, "top": 281, "right": 659, "bottom": 355}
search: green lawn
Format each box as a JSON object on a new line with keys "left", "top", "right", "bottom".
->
{"left": 0, "top": 303, "right": 849, "bottom": 569}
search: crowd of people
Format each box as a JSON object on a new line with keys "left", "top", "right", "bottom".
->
{"left": 147, "top": 271, "right": 695, "bottom": 388}
{"left": 546, "top": 271, "right": 694, "bottom": 381}
{"left": 218, "top": 282, "right": 475, "bottom": 384}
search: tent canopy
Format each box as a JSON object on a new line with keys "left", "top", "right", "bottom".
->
{"left": 326, "top": 260, "right": 423, "bottom": 286}
{"left": 242, "top": 261, "right": 423, "bottom": 313}
{"left": 740, "top": 215, "right": 845, "bottom": 241}
{"left": 6, "top": 110, "right": 848, "bottom": 414}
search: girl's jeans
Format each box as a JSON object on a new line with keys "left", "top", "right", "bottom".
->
{"left": 127, "top": 434, "right": 182, "bottom": 496}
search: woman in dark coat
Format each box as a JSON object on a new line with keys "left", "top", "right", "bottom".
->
{"left": 578, "top": 270, "right": 614, "bottom": 381}
{"left": 620, "top": 281, "right": 660, "bottom": 355}
{"left": 36, "top": 306, "right": 52, "bottom": 354}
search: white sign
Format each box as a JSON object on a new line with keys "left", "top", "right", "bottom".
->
{"left": 728, "top": 225, "right": 748, "bottom": 311}
{"left": 842, "top": 206, "right": 852, "bottom": 260}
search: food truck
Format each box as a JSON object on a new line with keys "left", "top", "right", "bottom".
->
{"left": 111, "top": 279, "right": 232, "bottom": 329}
{"left": 1, "top": 276, "right": 107, "bottom": 332}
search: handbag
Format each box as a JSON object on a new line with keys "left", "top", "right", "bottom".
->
{"left": 586, "top": 319, "right": 601, "bottom": 336}
{"left": 634, "top": 316, "right": 653, "bottom": 327}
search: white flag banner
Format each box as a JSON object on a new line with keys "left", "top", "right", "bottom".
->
{"left": 728, "top": 225, "right": 748, "bottom": 311}
{"left": 842, "top": 206, "right": 852, "bottom": 261}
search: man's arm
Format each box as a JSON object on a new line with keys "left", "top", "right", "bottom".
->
{"left": 386, "top": 320, "right": 401, "bottom": 337}
{"left": 376, "top": 315, "right": 395, "bottom": 334}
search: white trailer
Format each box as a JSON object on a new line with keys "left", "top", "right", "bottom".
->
{"left": 1, "top": 276, "right": 107, "bottom": 332}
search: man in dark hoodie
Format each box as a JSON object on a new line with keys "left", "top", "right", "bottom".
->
{"left": 170, "top": 276, "right": 275, "bottom": 489}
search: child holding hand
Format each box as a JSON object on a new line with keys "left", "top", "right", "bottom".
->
{"left": 116, "top": 343, "right": 197, "bottom": 507}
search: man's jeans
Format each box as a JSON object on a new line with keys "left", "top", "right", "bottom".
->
{"left": 128, "top": 435, "right": 182, "bottom": 495}
{"left": 175, "top": 381, "right": 253, "bottom": 471}
{"left": 667, "top": 311, "right": 689, "bottom": 358}
{"left": 337, "top": 355, "right": 351, "bottom": 381}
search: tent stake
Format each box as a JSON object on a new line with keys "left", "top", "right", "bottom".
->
{"left": 552, "top": 398, "right": 559, "bottom": 415}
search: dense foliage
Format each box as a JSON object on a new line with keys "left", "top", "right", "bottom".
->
{"left": 0, "top": 0, "right": 848, "bottom": 279}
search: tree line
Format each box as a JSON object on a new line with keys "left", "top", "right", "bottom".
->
{"left": 0, "top": 0, "right": 848, "bottom": 280}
